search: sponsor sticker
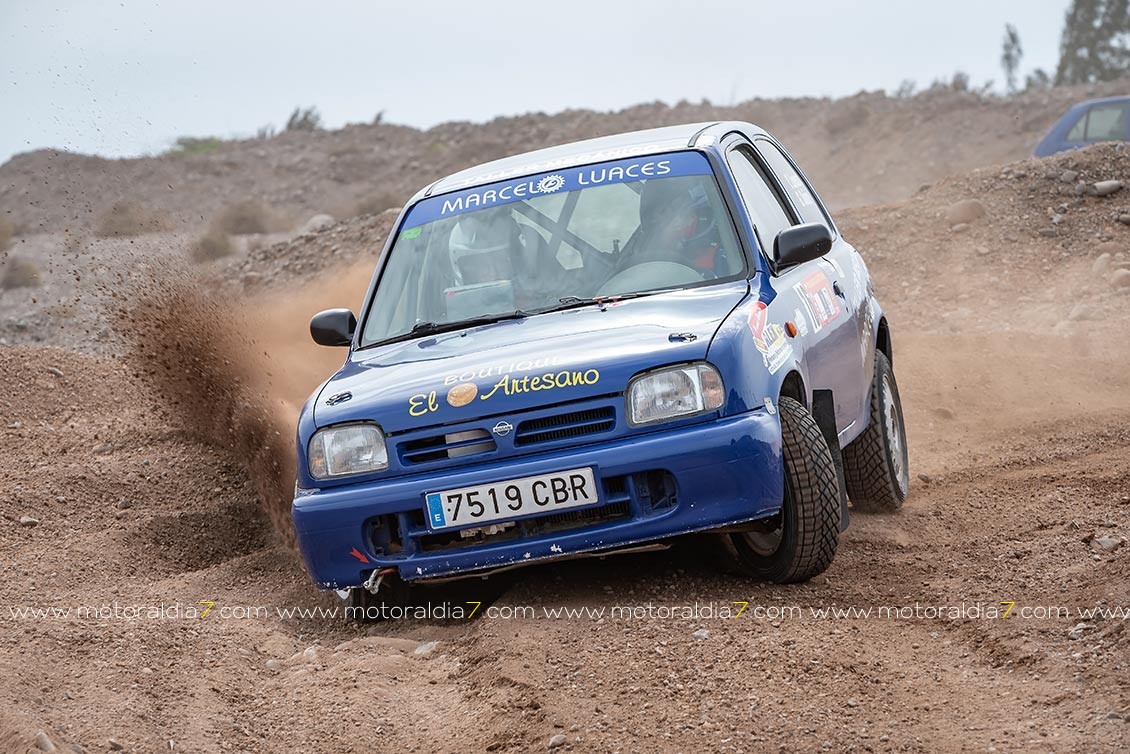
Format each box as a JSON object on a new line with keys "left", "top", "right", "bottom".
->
{"left": 409, "top": 359, "right": 601, "bottom": 417}
{"left": 851, "top": 253, "right": 868, "bottom": 298}
{"left": 747, "top": 301, "right": 794, "bottom": 375}
{"left": 860, "top": 303, "right": 875, "bottom": 362}
{"left": 400, "top": 151, "right": 713, "bottom": 229}
{"left": 794, "top": 271, "right": 842, "bottom": 332}
{"left": 446, "top": 382, "right": 477, "bottom": 407}
{"left": 793, "top": 308, "right": 810, "bottom": 337}
{"left": 783, "top": 172, "right": 817, "bottom": 209}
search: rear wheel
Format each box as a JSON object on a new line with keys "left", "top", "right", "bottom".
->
{"left": 842, "top": 351, "right": 909, "bottom": 512}
{"left": 727, "top": 396, "right": 841, "bottom": 583}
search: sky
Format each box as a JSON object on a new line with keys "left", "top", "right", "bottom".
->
{"left": 0, "top": 0, "right": 1073, "bottom": 163}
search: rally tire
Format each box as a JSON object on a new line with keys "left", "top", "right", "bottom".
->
{"left": 727, "top": 396, "right": 841, "bottom": 583}
{"left": 842, "top": 351, "right": 909, "bottom": 513}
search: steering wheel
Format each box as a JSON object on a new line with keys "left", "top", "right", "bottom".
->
{"left": 596, "top": 261, "right": 704, "bottom": 297}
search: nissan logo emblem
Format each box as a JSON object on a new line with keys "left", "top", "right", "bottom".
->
{"left": 492, "top": 420, "right": 514, "bottom": 437}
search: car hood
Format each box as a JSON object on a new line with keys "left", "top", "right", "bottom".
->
{"left": 313, "top": 281, "right": 749, "bottom": 433}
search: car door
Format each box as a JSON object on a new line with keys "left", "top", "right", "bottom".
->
{"left": 754, "top": 138, "right": 873, "bottom": 433}
{"left": 725, "top": 137, "right": 867, "bottom": 435}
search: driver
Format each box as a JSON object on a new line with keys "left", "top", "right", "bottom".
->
{"left": 628, "top": 178, "right": 727, "bottom": 276}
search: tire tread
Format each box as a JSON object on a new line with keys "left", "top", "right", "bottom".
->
{"left": 842, "top": 352, "right": 906, "bottom": 512}
{"left": 774, "top": 396, "right": 841, "bottom": 582}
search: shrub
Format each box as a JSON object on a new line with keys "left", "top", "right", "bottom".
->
{"left": 285, "top": 106, "right": 322, "bottom": 132}
{"left": 213, "top": 200, "right": 275, "bottom": 235}
{"left": 165, "top": 136, "right": 224, "bottom": 157}
{"left": 189, "top": 232, "right": 233, "bottom": 263}
{"left": 95, "top": 201, "right": 169, "bottom": 238}
{"left": 2, "top": 257, "right": 41, "bottom": 289}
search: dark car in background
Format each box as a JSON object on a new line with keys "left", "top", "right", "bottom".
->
{"left": 1034, "top": 95, "right": 1130, "bottom": 157}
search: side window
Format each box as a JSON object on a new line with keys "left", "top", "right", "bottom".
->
{"left": 1084, "top": 104, "right": 1126, "bottom": 141}
{"left": 755, "top": 140, "right": 831, "bottom": 230}
{"left": 1067, "top": 104, "right": 1127, "bottom": 143}
{"left": 1066, "top": 111, "right": 1087, "bottom": 141}
{"left": 727, "top": 147, "right": 793, "bottom": 256}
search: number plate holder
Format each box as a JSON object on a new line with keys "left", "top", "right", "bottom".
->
{"left": 424, "top": 467, "right": 599, "bottom": 531}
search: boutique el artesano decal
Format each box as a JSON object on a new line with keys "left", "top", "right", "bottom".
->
{"left": 408, "top": 356, "right": 601, "bottom": 417}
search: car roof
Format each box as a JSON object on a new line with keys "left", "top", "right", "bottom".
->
{"left": 1068, "top": 95, "right": 1130, "bottom": 110}
{"left": 417, "top": 121, "right": 767, "bottom": 200}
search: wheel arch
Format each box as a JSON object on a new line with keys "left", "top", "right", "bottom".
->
{"left": 778, "top": 369, "right": 807, "bottom": 408}
{"left": 775, "top": 368, "right": 850, "bottom": 533}
{"left": 876, "top": 316, "right": 892, "bottom": 364}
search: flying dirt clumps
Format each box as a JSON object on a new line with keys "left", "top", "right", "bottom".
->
{"left": 94, "top": 201, "right": 171, "bottom": 238}
{"left": 116, "top": 267, "right": 298, "bottom": 542}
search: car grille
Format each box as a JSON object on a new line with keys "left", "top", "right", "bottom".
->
{"left": 514, "top": 406, "right": 616, "bottom": 446}
{"left": 399, "top": 429, "right": 496, "bottom": 465}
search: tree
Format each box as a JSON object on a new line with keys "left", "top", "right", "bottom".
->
{"left": 1054, "top": 0, "right": 1130, "bottom": 85}
{"left": 1025, "top": 68, "right": 1053, "bottom": 91}
{"left": 1001, "top": 24, "right": 1024, "bottom": 93}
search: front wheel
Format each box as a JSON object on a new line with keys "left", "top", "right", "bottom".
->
{"left": 842, "top": 351, "right": 909, "bottom": 512}
{"left": 726, "top": 396, "right": 841, "bottom": 583}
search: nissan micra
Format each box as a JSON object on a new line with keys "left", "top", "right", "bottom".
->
{"left": 294, "top": 122, "right": 909, "bottom": 615}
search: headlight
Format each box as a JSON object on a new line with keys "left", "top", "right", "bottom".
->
{"left": 627, "top": 363, "right": 725, "bottom": 426}
{"left": 308, "top": 423, "right": 388, "bottom": 479}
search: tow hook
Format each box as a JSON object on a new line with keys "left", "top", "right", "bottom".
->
{"left": 363, "top": 567, "right": 397, "bottom": 595}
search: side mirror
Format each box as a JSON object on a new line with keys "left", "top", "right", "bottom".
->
{"left": 774, "top": 222, "right": 833, "bottom": 268}
{"left": 310, "top": 309, "right": 356, "bottom": 347}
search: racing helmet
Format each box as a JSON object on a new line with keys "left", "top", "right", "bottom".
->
{"left": 639, "top": 177, "right": 719, "bottom": 253}
{"left": 448, "top": 207, "right": 518, "bottom": 285}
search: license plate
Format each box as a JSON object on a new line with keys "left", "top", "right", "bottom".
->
{"left": 425, "top": 467, "right": 599, "bottom": 530}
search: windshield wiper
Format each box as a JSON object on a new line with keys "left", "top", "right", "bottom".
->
{"left": 537, "top": 289, "right": 678, "bottom": 314}
{"left": 380, "top": 310, "right": 530, "bottom": 345}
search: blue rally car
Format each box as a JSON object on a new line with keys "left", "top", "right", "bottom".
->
{"left": 295, "top": 122, "right": 909, "bottom": 613}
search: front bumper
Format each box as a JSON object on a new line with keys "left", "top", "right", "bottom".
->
{"left": 292, "top": 409, "right": 783, "bottom": 586}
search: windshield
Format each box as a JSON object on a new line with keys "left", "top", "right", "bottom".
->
{"left": 360, "top": 150, "right": 745, "bottom": 347}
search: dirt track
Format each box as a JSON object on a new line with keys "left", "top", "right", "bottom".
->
{"left": 2, "top": 330, "right": 1128, "bottom": 752}
{"left": 2, "top": 122, "right": 1130, "bottom": 751}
